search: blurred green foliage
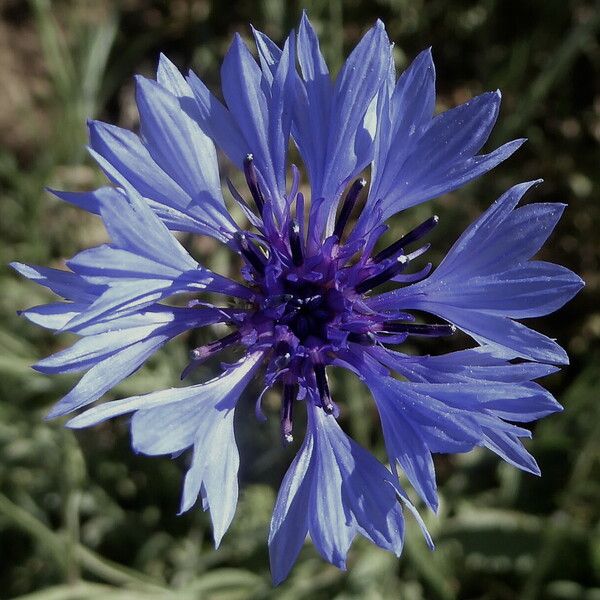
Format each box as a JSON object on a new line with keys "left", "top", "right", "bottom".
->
{"left": 0, "top": 0, "right": 599, "bottom": 598}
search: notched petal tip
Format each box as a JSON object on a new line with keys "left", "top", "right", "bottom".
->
{"left": 46, "top": 404, "right": 68, "bottom": 421}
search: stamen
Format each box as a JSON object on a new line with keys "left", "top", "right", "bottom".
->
{"left": 225, "top": 178, "right": 263, "bottom": 229}
{"left": 289, "top": 220, "right": 304, "bottom": 266}
{"left": 406, "top": 243, "right": 431, "bottom": 262}
{"left": 347, "top": 331, "right": 377, "bottom": 345}
{"left": 182, "top": 331, "right": 241, "bottom": 379}
{"left": 273, "top": 352, "right": 292, "bottom": 371}
{"left": 281, "top": 384, "right": 296, "bottom": 444}
{"left": 243, "top": 154, "right": 265, "bottom": 215}
{"left": 296, "top": 192, "right": 305, "bottom": 233}
{"left": 373, "top": 215, "right": 439, "bottom": 263}
{"left": 333, "top": 178, "right": 367, "bottom": 240}
{"left": 380, "top": 322, "right": 456, "bottom": 337}
{"left": 262, "top": 294, "right": 294, "bottom": 308}
{"left": 355, "top": 255, "right": 409, "bottom": 294}
{"left": 236, "top": 233, "right": 266, "bottom": 274}
{"left": 391, "top": 262, "right": 433, "bottom": 284}
{"left": 314, "top": 363, "right": 334, "bottom": 414}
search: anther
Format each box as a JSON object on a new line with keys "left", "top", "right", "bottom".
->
{"left": 274, "top": 352, "right": 292, "bottom": 370}
{"left": 355, "top": 255, "right": 409, "bottom": 294}
{"left": 380, "top": 322, "right": 456, "bottom": 337}
{"left": 373, "top": 215, "right": 439, "bottom": 263}
{"left": 243, "top": 154, "right": 265, "bottom": 215}
{"left": 281, "top": 384, "right": 296, "bottom": 444}
{"left": 236, "top": 232, "right": 265, "bottom": 274}
{"left": 347, "top": 331, "right": 377, "bottom": 345}
{"left": 333, "top": 178, "right": 367, "bottom": 240}
{"left": 314, "top": 363, "right": 334, "bottom": 414}
{"left": 289, "top": 219, "right": 304, "bottom": 266}
{"left": 262, "top": 294, "right": 294, "bottom": 308}
{"left": 182, "top": 331, "right": 241, "bottom": 379}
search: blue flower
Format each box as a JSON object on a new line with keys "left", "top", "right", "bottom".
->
{"left": 13, "top": 14, "right": 583, "bottom": 584}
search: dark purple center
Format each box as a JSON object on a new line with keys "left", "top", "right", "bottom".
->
{"left": 186, "top": 156, "right": 454, "bottom": 442}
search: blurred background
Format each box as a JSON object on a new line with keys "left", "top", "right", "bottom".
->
{"left": 0, "top": 0, "right": 599, "bottom": 598}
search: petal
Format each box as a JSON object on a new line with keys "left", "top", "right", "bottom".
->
{"left": 20, "top": 303, "right": 85, "bottom": 331}
{"left": 307, "top": 419, "right": 355, "bottom": 568}
{"left": 417, "top": 302, "right": 569, "bottom": 364}
{"left": 307, "top": 20, "right": 390, "bottom": 239}
{"left": 221, "top": 35, "right": 284, "bottom": 207}
{"left": 319, "top": 21, "right": 390, "bottom": 201}
{"left": 371, "top": 391, "right": 437, "bottom": 511}
{"left": 481, "top": 429, "right": 540, "bottom": 475}
{"left": 63, "top": 185, "right": 251, "bottom": 331}
{"left": 67, "top": 352, "right": 263, "bottom": 544}
{"left": 430, "top": 261, "right": 584, "bottom": 318}
{"left": 295, "top": 13, "right": 332, "bottom": 195}
{"left": 180, "top": 410, "right": 240, "bottom": 547}
{"left": 268, "top": 433, "right": 312, "bottom": 585}
{"left": 36, "top": 307, "right": 221, "bottom": 375}
{"left": 309, "top": 407, "right": 405, "bottom": 560}
{"left": 47, "top": 334, "right": 170, "bottom": 418}
{"left": 49, "top": 186, "right": 106, "bottom": 215}
{"left": 368, "top": 48, "right": 435, "bottom": 207}
{"left": 369, "top": 183, "right": 582, "bottom": 364}
{"left": 66, "top": 351, "right": 262, "bottom": 428}
{"left": 186, "top": 69, "right": 249, "bottom": 167}
{"left": 88, "top": 118, "right": 233, "bottom": 239}
{"left": 371, "top": 345, "right": 559, "bottom": 384}
{"left": 135, "top": 76, "right": 235, "bottom": 234}
{"left": 10, "top": 262, "right": 103, "bottom": 302}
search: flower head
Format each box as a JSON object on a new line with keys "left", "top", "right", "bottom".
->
{"left": 13, "top": 14, "right": 583, "bottom": 584}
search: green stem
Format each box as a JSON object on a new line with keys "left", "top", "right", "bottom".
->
{"left": 0, "top": 493, "right": 167, "bottom": 593}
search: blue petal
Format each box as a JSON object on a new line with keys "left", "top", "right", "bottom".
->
{"left": 180, "top": 412, "right": 240, "bottom": 546}
{"left": 156, "top": 52, "right": 192, "bottom": 97}
{"left": 10, "top": 262, "right": 103, "bottom": 302}
{"left": 268, "top": 432, "right": 312, "bottom": 585}
{"left": 370, "top": 346, "right": 559, "bottom": 383}
{"left": 269, "top": 403, "right": 407, "bottom": 583}
{"left": 251, "top": 26, "right": 281, "bottom": 81}
{"left": 369, "top": 182, "right": 583, "bottom": 364}
{"left": 49, "top": 186, "right": 107, "bottom": 215}
{"left": 135, "top": 76, "right": 235, "bottom": 233}
{"left": 295, "top": 13, "right": 332, "bottom": 199}
{"left": 66, "top": 351, "right": 262, "bottom": 427}
{"left": 63, "top": 184, "right": 252, "bottom": 330}
{"left": 308, "top": 407, "right": 405, "bottom": 562}
{"left": 88, "top": 116, "right": 233, "bottom": 239}
{"left": 36, "top": 307, "right": 222, "bottom": 375}
{"left": 68, "top": 353, "right": 263, "bottom": 545}
{"left": 88, "top": 120, "right": 185, "bottom": 204}
{"left": 44, "top": 307, "right": 220, "bottom": 418}
{"left": 367, "top": 48, "right": 435, "bottom": 208}
{"left": 221, "top": 34, "right": 294, "bottom": 215}
{"left": 47, "top": 335, "right": 171, "bottom": 419}
{"left": 186, "top": 69, "right": 249, "bottom": 168}
{"left": 306, "top": 20, "right": 390, "bottom": 239}
{"left": 429, "top": 261, "right": 584, "bottom": 318}
{"left": 363, "top": 373, "right": 438, "bottom": 512}
{"left": 481, "top": 429, "right": 540, "bottom": 475}
{"left": 354, "top": 83, "right": 524, "bottom": 237}
{"left": 20, "top": 303, "right": 86, "bottom": 331}
{"left": 424, "top": 306, "right": 569, "bottom": 364}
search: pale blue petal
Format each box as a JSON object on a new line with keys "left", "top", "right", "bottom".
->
{"left": 268, "top": 433, "right": 312, "bottom": 585}
{"left": 66, "top": 352, "right": 263, "bottom": 428}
